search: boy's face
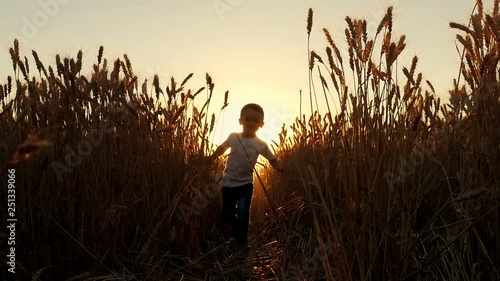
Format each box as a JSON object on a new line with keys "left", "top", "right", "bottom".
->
{"left": 239, "top": 108, "right": 264, "bottom": 134}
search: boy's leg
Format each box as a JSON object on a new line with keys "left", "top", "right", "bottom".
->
{"left": 234, "top": 183, "right": 254, "bottom": 245}
{"left": 220, "top": 187, "right": 238, "bottom": 237}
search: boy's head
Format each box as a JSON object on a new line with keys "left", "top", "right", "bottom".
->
{"left": 239, "top": 103, "right": 265, "bottom": 134}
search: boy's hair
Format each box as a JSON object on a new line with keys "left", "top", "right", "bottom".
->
{"left": 240, "top": 103, "right": 264, "bottom": 119}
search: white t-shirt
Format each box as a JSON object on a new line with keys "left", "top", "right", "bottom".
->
{"left": 219, "top": 132, "right": 276, "bottom": 187}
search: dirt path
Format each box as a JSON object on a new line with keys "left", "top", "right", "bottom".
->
{"left": 170, "top": 221, "right": 285, "bottom": 280}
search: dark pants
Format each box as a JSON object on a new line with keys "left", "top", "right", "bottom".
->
{"left": 221, "top": 183, "right": 254, "bottom": 244}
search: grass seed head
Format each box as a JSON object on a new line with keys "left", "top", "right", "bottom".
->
{"left": 307, "top": 8, "right": 313, "bottom": 36}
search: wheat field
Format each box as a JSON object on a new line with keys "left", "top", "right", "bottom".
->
{"left": 0, "top": 1, "right": 499, "bottom": 280}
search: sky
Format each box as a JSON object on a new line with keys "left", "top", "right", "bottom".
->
{"left": 0, "top": 0, "right": 477, "bottom": 145}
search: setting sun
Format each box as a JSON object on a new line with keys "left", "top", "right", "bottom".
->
{"left": 211, "top": 101, "right": 293, "bottom": 149}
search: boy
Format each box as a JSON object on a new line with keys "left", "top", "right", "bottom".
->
{"left": 206, "top": 103, "right": 283, "bottom": 246}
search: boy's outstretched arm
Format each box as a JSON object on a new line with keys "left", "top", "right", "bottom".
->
{"left": 205, "top": 134, "right": 231, "bottom": 164}
{"left": 269, "top": 159, "right": 284, "bottom": 173}
{"left": 206, "top": 145, "right": 227, "bottom": 162}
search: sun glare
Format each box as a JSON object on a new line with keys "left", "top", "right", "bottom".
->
{"left": 211, "top": 104, "right": 285, "bottom": 150}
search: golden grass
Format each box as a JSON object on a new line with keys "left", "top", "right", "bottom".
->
{"left": 260, "top": 1, "right": 499, "bottom": 279}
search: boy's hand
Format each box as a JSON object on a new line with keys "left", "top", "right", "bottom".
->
{"left": 200, "top": 155, "right": 213, "bottom": 167}
{"left": 188, "top": 155, "right": 212, "bottom": 170}
{"left": 276, "top": 166, "right": 284, "bottom": 173}
{"left": 271, "top": 159, "right": 284, "bottom": 173}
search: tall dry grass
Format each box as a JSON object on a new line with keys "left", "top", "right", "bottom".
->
{"left": 258, "top": 1, "right": 499, "bottom": 280}
{"left": 1, "top": 44, "right": 228, "bottom": 279}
